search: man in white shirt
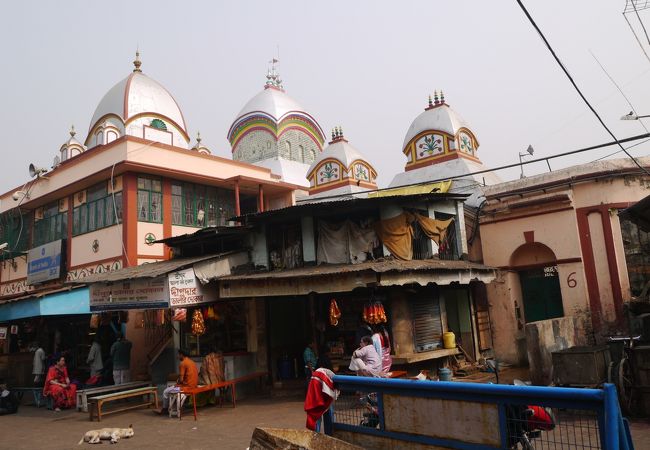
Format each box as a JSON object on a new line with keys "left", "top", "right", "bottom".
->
{"left": 86, "top": 339, "right": 104, "bottom": 377}
{"left": 32, "top": 342, "right": 46, "bottom": 385}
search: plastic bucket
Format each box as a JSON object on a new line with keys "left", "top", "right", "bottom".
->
{"left": 278, "top": 358, "right": 294, "bottom": 379}
{"left": 443, "top": 331, "right": 456, "bottom": 349}
{"left": 439, "top": 367, "right": 453, "bottom": 381}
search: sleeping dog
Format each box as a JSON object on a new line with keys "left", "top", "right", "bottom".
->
{"left": 78, "top": 425, "right": 134, "bottom": 444}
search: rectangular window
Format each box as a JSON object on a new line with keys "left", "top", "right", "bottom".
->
{"left": 33, "top": 202, "right": 67, "bottom": 247}
{"left": 410, "top": 291, "right": 443, "bottom": 353}
{"left": 137, "top": 176, "right": 162, "bottom": 223}
{"left": 171, "top": 183, "right": 182, "bottom": 225}
{"left": 72, "top": 182, "right": 123, "bottom": 236}
{"left": 171, "top": 181, "right": 236, "bottom": 227}
{"left": 0, "top": 211, "right": 30, "bottom": 255}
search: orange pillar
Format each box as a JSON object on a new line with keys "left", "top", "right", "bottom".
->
{"left": 162, "top": 178, "right": 172, "bottom": 260}
{"left": 258, "top": 184, "right": 264, "bottom": 213}
{"left": 234, "top": 180, "right": 241, "bottom": 216}
{"left": 66, "top": 195, "right": 73, "bottom": 270}
{"left": 122, "top": 173, "right": 138, "bottom": 267}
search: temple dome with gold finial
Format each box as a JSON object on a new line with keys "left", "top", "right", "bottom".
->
{"left": 305, "top": 127, "right": 377, "bottom": 200}
{"left": 227, "top": 60, "right": 325, "bottom": 187}
{"left": 59, "top": 125, "right": 87, "bottom": 162}
{"left": 390, "top": 91, "right": 501, "bottom": 207}
{"left": 85, "top": 51, "right": 190, "bottom": 150}
{"left": 191, "top": 131, "right": 211, "bottom": 155}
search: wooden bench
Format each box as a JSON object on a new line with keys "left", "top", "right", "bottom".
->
{"left": 88, "top": 386, "right": 158, "bottom": 422}
{"left": 13, "top": 387, "right": 48, "bottom": 408}
{"left": 77, "top": 381, "right": 151, "bottom": 412}
{"left": 176, "top": 371, "right": 268, "bottom": 421}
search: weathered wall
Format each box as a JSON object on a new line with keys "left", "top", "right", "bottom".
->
{"left": 486, "top": 272, "right": 528, "bottom": 365}
{"left": 525, "top": 316, "right": 587, "bottom": 385}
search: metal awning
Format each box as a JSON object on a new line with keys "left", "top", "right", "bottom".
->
{"left": 619, "top": 194, "right": 650, "bottom": 232}
{"left": 234, "top": 192, "right": 468, "bottom": 223}
{"left": 218, "top": 258, "right": 497, "bottom": 298}
{"left": 67, "top": 252, "right": 246, "bottom": 285}
{"left": 73, "top": 252, "right": 249, "bottom": 311}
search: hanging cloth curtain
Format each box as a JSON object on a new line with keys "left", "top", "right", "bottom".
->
{"left": 317, "top": 220, "right": 349, "bottom": 264}
{"left": 348, "top": 221, "right": 379, "bottom": 264}
{"left": 373, "top": 212, "right": 415, "bottom": 261}
{"left": 413, "top": 214, "right": 454, "bottom": 245}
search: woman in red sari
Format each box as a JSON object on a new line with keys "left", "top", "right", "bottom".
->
{"left": 43, "top": 356, "right": 76, "bottom": 411}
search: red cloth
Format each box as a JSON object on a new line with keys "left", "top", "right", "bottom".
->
{"left": 43, "top": 366, "right": 77, "bottom": 409}
{"left": 304, "top": 369, "right": 336, "bottom": 430}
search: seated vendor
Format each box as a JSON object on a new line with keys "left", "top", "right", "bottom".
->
{"left": 156, "top": 349, "right": 198, "bottom": 415}
{"left": 349, "top": 336, "right": 382, "bottom": 377}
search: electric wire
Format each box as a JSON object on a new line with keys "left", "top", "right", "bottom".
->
{"left": 631, "top": 0, "right": 650, "bottom": 47}
{"left": 591, "top": 136, "right": 650, "bottom": 162}
{"left": 515, "top": 0, "right": 650, "bottom": 177}
{"left": 623, "top": 11, "right": 650, "bottom": 64}
{"left": 296, "top": 132, "right": 650, "bottom": 203}
{"left": 589, "top": 50, "right": 650, "bottom": 134}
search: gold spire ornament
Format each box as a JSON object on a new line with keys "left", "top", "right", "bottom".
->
{"left": 133, "top": 50, "right": 142, "bottom": 73}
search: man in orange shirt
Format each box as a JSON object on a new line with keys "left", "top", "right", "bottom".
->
{"left": 156, "top": 349, "right": 199, "bottom": 415}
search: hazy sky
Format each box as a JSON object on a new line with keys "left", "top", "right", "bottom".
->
{"left": 2, "top": 1, "right": 650, "bottom": 193}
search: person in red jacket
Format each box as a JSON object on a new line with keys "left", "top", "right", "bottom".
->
{"left": 304, "top": 368, "right": 338, "bottom": 431}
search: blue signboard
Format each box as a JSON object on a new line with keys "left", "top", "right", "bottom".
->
{"left": 27, "top": 240, "right": 64, "bottom": 285}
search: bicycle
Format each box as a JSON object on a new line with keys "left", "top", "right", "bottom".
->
{"left": 607, "top": 335, "right": 641, "bottom": 415}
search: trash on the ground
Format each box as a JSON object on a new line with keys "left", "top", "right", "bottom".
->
{"left": 249, "top": 427, "right": 363, "bottom": 450}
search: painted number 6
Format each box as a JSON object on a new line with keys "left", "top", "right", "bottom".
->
{"left": 567, "top": 272, "right": 577, "bottom": 288}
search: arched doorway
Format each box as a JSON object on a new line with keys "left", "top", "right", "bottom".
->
{"left": 510, "top": 243, "right": 564, "bottom": 323}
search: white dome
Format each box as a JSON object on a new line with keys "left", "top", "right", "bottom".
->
{"left": 308, "top": 139, "right": 368, "bottom": 174}
{"left": 236, "top": 87, "right": 305, "bottom": 122}
{"left": 87, "top": 56, "right": 188, "bottom": 146}
{"left": 228, "top": 86, "right": 324, "bottom": 141}
{"left": 402, "top": 103, "right": 471, "bottom": 149}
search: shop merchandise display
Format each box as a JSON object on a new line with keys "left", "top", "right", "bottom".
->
{"left": 362, "top": 302, "right": 387, "bottom": 325}
{"left": 329, "top": 299, "right": 341, "bottom": 326}
{"left": 191, "top": 309, "right": 206, "bottom": 335}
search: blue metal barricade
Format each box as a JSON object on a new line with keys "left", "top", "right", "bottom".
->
{"left": 324, "top": 375, "right": 634, "bottom": 449}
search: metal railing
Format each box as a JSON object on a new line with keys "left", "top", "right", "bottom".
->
{"left": 324, "top": 375, "right": 634, "bottom": 450}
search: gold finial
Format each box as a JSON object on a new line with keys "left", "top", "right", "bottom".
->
{"left": 70, "top": 124, "right": 76, "bottom": 137}
{"left": 133, "top": 50, "right": 142, "bottom": 72}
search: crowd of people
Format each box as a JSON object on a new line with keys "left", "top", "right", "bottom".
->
{"left": 28, "top": 333, "right": 133, "bottom": 411}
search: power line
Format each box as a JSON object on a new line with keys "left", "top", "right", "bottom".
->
{"left": 623, "top": 11, "right": 650, "bottom": 64}
{"left": 589, "top": 50, "right": 649, "bottom": 134}
{"left": 630, "top": 0, "right": 650, "bottom": 47}
{"left": 515, "top": 0, "right": 650, "bottom": 177}
{"left": 591, "top": 136, "right": 650, "bottom": 162}
{"left": 296, "top": 132, "right": 650, "bottom": 203}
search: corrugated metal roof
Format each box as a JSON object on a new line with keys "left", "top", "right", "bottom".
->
{"left": 619, "top": 195, "right": 650, "bottom": 232}
{"left": 154, "top": 225, "right": 251, "bottom": 246}
{"left": 220, "top": 258, "right": 494, "bottom": 281}
{"left": 235, "top": 192, "right": 468, "bottom": 222}
{"left": 67, "top": 253, "right": 234, "bottom": 284}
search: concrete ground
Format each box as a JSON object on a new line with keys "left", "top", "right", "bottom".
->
{"left": 0, "top": 394, "right": 306, "bottom": 450}
{"left": 1, "top": 385, "right": 649, "bottom": 449}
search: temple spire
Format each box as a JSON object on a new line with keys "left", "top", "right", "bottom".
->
{"left": 133, "top": 50, "right": 142, "bottom": 72}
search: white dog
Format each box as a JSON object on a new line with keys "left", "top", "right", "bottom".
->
{"left": 78, "top": 425, "right": 134, "bottom": 444}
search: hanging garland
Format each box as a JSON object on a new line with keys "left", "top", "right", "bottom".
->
{"left": 191, "top": 309, "right": 206, "bottom": 335}
{"left": 329, "top": 299, "right": 341, "bottom": 326}
{"left": 363, "top": 301, "right": 387, "bottom": 325}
